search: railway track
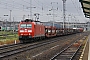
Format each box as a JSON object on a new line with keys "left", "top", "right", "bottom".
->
{"left": 0, "top": 33, "right": 74, "bottom": 53}
{"left": 0, "top": 36, "right": 66, "bottom": 59}
{"left": 50, "top": 37, "right": 85, "bottom": 60}
{"left": 0, "top": 32, "right": 89, "bottom": 60}
{"left": 0, "top": 43, "right": 21, "bottom": 49}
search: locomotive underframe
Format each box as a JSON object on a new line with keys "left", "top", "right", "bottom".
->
{"left": 19, "top": 35, "right": 45, "bottom": 43}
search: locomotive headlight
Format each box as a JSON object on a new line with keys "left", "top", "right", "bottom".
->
{"left": 28, "top": 30, "right": 32, "bottom": 32}
{"left": 20, "top": 30, "right": 24, "bottom": 32}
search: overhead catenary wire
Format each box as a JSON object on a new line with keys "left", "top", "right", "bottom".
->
{"left": 0, "top": 0, "right": 51, "bottom": 21}
{"left": 70, "top": 0, "right": 84, "bottom": 20}
{"left": 0, "top": 0, "right": 84, "bottom": 22}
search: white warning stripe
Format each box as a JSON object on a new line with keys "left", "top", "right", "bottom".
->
{"left": 79, "top": 36, "right": 88, "bottom": 60}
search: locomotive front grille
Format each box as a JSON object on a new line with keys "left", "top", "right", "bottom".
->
{"left": 19, "top": 36, "right": 32, "bottom": 39}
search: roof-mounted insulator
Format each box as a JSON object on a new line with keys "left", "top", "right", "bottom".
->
{"left": 21, "top": 19, "right": 34, "bottom": 22}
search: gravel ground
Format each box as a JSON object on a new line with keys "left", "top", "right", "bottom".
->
{"left": 2, "top": 32, "right": 89, "bottom": 60}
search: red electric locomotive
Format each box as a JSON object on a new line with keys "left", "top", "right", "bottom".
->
{"left": 18, "top": 19, "right": 45, "bottom": 43}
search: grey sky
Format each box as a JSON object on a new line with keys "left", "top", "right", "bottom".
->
{"left": 0, "top": 0, "right": 89, "bottom": 22}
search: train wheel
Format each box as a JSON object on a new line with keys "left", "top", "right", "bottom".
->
{"left": 20, "top": 40, "right": 24, "bottom": 43}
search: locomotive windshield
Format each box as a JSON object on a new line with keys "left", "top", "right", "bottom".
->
{"left": 20, "top": 24, "right": 32, "bottom": 28}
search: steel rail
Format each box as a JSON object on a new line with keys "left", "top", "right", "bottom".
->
{"left": 50, "top": 39, "right": 83, "bottom": 60}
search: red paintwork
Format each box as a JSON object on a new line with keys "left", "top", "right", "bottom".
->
{"left": 77, "top": 28, "right": 84, "bottom": 32}
{"left": 18, "top": 22, "right": 34, "bottom": 37}
{"left": 18, "top": 21, "right": 45, "bottom": 38}
{"left": 34, "top": 24, "right": 45, "bottom": 37}
{"left": 18, "top": 19, "right": 84, "bottom": 43}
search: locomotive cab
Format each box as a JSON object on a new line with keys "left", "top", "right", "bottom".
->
{"left": 18, "top": 19, "right": 45, "bottom": 43}
{"left": 18, "top": 19, "right": 35, "bottom": 43}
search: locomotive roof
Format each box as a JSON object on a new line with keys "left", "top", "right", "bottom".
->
{"left": 21, "top": 19, "right": 41, "bottom": 23}
{"left": 21, "top": 19, "right": 34, "bottom": 22}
